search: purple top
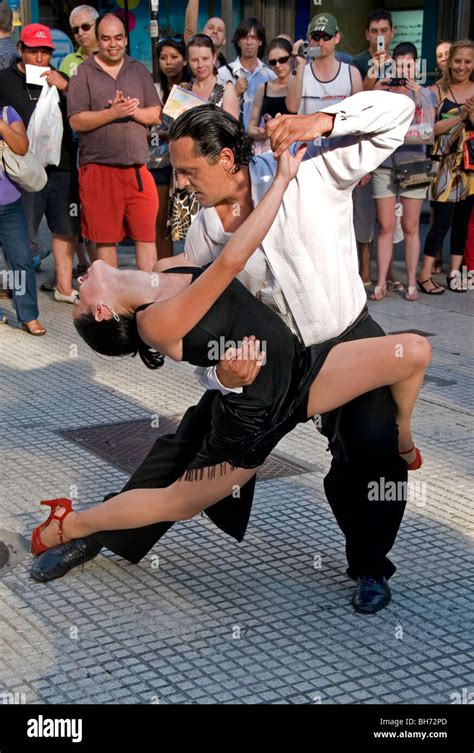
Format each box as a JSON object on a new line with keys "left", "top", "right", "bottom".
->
{"left": 0, "top": 106, "right": 23, "bottom": 205}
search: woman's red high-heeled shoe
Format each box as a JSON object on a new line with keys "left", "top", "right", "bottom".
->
{"left": 30, "top": 498, "right": 74, "bottom": 556}
{"left": 399, "top": 445, "right": 423, "bottom": 471}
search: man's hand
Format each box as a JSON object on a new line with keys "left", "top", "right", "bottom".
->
{"left": 108, "top": 90, "right": 140, "bottom": 119}
{"left": 235, "top": 75, "right": 248, "bottom": 97}
{"left": 216, "top": 335, "right": 265, "bottom": 389}
{"left": 41, "top": 69, "right": 68, "bottom": 92}
{"left": 266, "top": 111, "right": 335, "bottom": 157}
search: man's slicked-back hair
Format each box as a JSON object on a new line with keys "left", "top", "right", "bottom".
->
{"left": 168, "top": 104, "right": 254, "bottom": 173}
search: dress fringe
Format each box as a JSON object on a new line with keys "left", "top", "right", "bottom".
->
{"left": 179, "top": 462, "right": 240, "bottom": 482}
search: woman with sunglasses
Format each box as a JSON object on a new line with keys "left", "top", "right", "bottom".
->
{"left": 248, "top": 38, "right": 294, "bottom": 153}
{"left": 148, "top": 35, "right": 191, "bottom": 258}
{"left": 32, "top": 145, "right": 429, "bottom": 558}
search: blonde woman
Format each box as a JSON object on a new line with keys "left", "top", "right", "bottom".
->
{"left": 417, "top": 39, "right": 474, "bottom": 293}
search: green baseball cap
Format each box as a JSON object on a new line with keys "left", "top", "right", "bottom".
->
{"left": 309, "top": 13, "right": 339, "bottom": 37}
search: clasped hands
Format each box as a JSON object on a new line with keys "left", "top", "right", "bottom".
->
{"left": 107, "top": 90, "right": 140, "bottom": 119}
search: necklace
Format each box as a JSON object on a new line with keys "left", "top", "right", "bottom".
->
{"left": 25, "top": 83, "right": 40, "bottom": 101}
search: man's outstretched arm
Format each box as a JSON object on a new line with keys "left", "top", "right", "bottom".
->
{"left": 267, "top": 90, "right": 415, "bottom": 187}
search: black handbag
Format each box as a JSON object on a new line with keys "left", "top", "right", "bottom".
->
{"left": 392, "top": 155, "right": 437, "bottom": 189}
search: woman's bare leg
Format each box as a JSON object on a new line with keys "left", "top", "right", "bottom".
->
{"left": 38, "top": 464, "right": 258, "bottom": 548}
{"left": 307, "top": 333, "right": 431, "bottom": 458}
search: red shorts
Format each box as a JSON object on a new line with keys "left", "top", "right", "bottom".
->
{"left": 79, "top": 163, "right": 158, "bottom": 243}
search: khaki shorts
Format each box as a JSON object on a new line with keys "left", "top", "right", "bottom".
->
{"left": 372, "top": 166, "right": 428, "bottom": 201}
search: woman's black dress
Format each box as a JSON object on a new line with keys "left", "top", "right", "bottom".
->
{"left": 162, "top": 266, "right": 338, "bottom": 477}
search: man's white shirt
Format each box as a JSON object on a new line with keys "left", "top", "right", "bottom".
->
{"left": 184, "top": 91, "right": 415, "bottom": 392}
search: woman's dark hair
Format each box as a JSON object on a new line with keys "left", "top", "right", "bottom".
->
{"left": 168, "top": 104, "right": 254, "bottom": 173}
{"left": 157, "top": 36, "right": 189, "bottom": 103}
{"left": 232, "top": 17, "right": 266, "bottom": 59}
{"left": 74, "top": 311, "right": 164, "bottom": 370}
{"left": 393, "top": 42, "right": 418, "bottom": 60}
{"left": 267, "top": 37, "right": 292, "bottom": 58}
{"left": 186, "top": 33, "right": 218, "bottom": 75}
{"left": 187, "top": 33, "right": 216, "bottom": 55}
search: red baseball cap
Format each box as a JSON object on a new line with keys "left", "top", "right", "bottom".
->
{"left": 20, "top": 24, "right": 55, "bottom": 50}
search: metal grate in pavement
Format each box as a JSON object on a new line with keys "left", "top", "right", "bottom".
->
{"left": 60, "top": 417, "right": 316, "bottom": 480}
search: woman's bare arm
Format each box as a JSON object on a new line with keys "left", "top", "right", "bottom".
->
{"left": 139, "top": 146, "right": 307, "bottom": 350}
{"left": 0, "top": 119, "right": 28, "bottom": 155}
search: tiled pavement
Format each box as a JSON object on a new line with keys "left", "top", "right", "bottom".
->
{"left": 0, "top": 243, "right": 472, "bottom": 705}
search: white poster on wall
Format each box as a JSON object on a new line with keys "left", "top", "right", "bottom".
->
{"left": 390, "top": 10, "right": 424, "bottom": 57}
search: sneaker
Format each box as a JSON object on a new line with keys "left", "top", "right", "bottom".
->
{"left": 0, "top": 311, "right": 8, "bottom": 324}
{"left": 54, "top": 288, "right": 79, "bottom": 304}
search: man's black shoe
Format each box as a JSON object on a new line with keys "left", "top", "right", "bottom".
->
{"left": 352, "top": 575, "right": 391, "bottom": 614}
{"left": 30, "top": 537, "right": 103, "bottom": 582}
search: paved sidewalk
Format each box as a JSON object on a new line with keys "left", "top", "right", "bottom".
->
{"left": 0, "top": 246, "right": 472, "bottom": 705}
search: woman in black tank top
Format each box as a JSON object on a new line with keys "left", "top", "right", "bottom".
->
{"left": 31, "top": 147, "right": 430, "bottom": 557}
{"left": 248, "top": 38, "right": 294, "bottom": 153}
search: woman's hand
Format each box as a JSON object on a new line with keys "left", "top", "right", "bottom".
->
{"left": 275, "top": 143, "right": 307, "bottom": 183}
{"left": 405, "top": 78, "right": 422, "bottom": 94}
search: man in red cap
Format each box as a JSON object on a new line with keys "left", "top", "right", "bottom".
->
{"left": 0, "top": 24, "right": 80, "bottom": 306}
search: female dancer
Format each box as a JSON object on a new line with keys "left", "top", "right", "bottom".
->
{"left": 31, "top": 146, "right": 430, "bottom": 554}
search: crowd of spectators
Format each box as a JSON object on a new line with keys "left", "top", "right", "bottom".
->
{"left": 0, "top": 3, "right": 472, "bottom": 337}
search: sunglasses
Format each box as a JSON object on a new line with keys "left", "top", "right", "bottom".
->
{"left": 268, "top": 54, "right": 290, "bottom": 66}
{"left": 71, "top": 22, "right": 93, "bottom": 35}
{"left": 159, "top": 34, "right": 184, "bottom": 44}
{"left": 311, "top": 32, "right": 334, "bottom": 42}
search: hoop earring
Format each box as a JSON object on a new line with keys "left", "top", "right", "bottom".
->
{"left": 100, "top": 302, "right": 120, "bottom": 321}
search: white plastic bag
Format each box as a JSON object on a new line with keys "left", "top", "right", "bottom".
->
{"left": 26, "top": 84, "right": 63, "bottom": 167}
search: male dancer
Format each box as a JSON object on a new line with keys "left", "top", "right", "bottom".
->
{"left": 32, "top": 91, "right": 415, "bottom": 614}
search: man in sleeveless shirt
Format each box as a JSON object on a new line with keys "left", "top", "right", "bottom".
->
{"left": 286, "top": 13, "right": 363, "bottom": 116}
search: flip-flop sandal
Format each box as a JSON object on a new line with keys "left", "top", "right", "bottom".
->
{"left": 404, "top": 286, "right": 419, "bottom": 301}
{"left": 369, "top": 285, "right": 387, "bottom": 301}
{"left": 387, "top": 280, "right": 404, "bottom": 291}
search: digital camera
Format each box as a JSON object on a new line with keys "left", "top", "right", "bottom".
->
{"left": 297, "top": 42, "right": 321, "bottom": 59}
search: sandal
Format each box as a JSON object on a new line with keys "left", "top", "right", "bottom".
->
{"left": 404, "top": 286, "right": 419, "bottom": 301}
{"left": 399, "top": 445, "right": 423, "bottom": 471}
{"left": 31, "top": 498, "right": 74, "bottom": 555}
{"left": 22, "top": 319, "right": 46, "bottom": 336}
{"left": 387, "top": 280, "right": 404, "bottom": 292}
{"left": 417, "top": 278, "right": 444, "bottom": 295}
{"left": 369, "top": 285, "right": 387, "bottom": 301}
{"left": 446, "top": 273, "right": 467, "bottom": 293}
